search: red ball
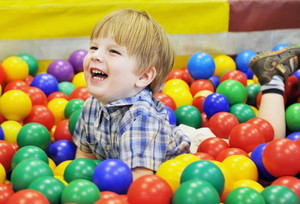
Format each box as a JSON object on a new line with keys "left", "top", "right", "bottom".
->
{"left": 193, "top": 152, "right": 215, "bottom": 160}
{"left": 54, "top": 119, "right": 73, "bottom": 142}
{"left": 271, "top": 176, "right": 300, "bottom": 200}
{"left": 219, "top": 70, "right": 247, "bottom": 86}
{"left": 229, "top": 123, "right": 265, "bottom": 153}
{"left": 208, "top": 112, "right": 239, "bottom": 139}
{"left": 201, "top": 112, "right": 209, "bottom": 127}
{"left": 0, "top": 140, "right": 16, "bottom": 172}
{"left": 96, "top": 191, "right": 129, "bottom": 204}
{"left": 180, "top": 67, "right": 194, "bottom": 85}
{"left": 47, "top": 91, "right": 69, "bottom": 102}
{"left": 23, "top": 87, "right": 48, "bottom": 106}
{"left": 285, "top": 75, "right": 299, "bottom": 104}
{"left": 263, "top": 138, "right": 300, "bottom": 177}
{"left": 0, "top": 63, "right": 6, "bottom": 86}
{"left": 154, "top": 92, "right": 176, "bottom": 111}
{"left": 216, "top": 147, "right": 249, "bottom": 162}
{"left": 6, "top": 189, "right": 49, "bottom": 204}
{"left": 192, "top": 96, "right": 205, "bottom": 113}
{"left": 190, "top": 79, "right": 214, "bottom": 96}
{"left": 247, "top": 117, "right": 274, "bottom": 142}
{"left": 197, "top": 137, "right": 229, "bottom": 158}
{"left": 23, "top": 105, "right": 55, "bottom": 131}
{"left": 0, "top": 184, "right": 14, "bottom": 204}
{"left": 69, "top": 87, "right": 90, "bottom": 101}
{"left": 25, "top": 75, "right": 34, "bottom": 85}
{"left": 127, "top": 175, "right": 173, "bottom": 204}
{"left": 3, "top": 80, "right": 29, "bottom": 93}
{"left": 0, "top": 112, "right": 6, "bottom": 124}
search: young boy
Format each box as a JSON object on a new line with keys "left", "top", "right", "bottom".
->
{"left": 72, "top": 9, "right": 191, "bottom": 180}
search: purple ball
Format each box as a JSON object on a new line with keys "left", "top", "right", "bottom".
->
{"left": 68, "top": 49, "right": 88, "bottom": 73}
{"left": 47, "top": 59, "right": 75, "bottom": 82}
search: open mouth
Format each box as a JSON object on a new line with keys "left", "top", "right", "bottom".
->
{"left": 91, "top": 68, "right": 108, "bottom": 80}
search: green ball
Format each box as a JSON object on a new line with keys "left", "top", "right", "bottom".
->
{"left": 28, "top": 176, "right": 65, "bottom": 204}
{"left": 64, "top": 158, "right": 97, "bottom": 183}
{"left": 229, "top": 103, "right": 256, "bottom": 123}
{"left": 61, "top": 179, "right": 100, "bottom": 204}
{"left": 216, "top": 80, "right": 247, "bottom": 105}
{"left": 175, "top": 105, "right": 202, "bottom": 128}
{"left": 18, "top": 53, "right": 38, "bottom": 76}
{"left": 245, "top": 84, "right": 261, "bottom": 106}
{"left": 64, "top": 99, "right": 84, "bottom": 119}
{"left": 261, "top": 185, "right": 299, "bottom": 204}
{"left": 68, "top": 108, "right": 82, "bottom": 135}
{"left": 59, "top": 81, "right": 76, "bottom": 97}
{"left": 225, "top": 187, "right": 265, "bottom": 204}
{"left": 11, "top": 158, "right": 53, "bottom": 191}
{"left": 180, "top": 160, "right": 224, "bottom": 196}
{"left": 172, "top": 179, "right": 220, "bottom": 204}
{"left": 17, "top": 123, "right": 51, "bottom": 151}
{"left": 286, "top": 103, "right": 300, "bottom": 132}
{"left": 11, "top": 145, "right": 49, "bottom": 170}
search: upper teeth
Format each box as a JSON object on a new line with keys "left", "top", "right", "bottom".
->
{"left": 92, "top": 69, "right": 105, "bottom": 75}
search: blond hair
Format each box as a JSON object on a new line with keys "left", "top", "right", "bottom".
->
{"left": 90, "top": 9, "right": 175, "bottom": 93}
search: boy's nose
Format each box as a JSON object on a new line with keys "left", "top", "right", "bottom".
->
{"left": 91, "top": 51, "right": 104, "bottom": 62}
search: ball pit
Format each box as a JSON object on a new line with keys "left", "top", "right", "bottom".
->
{"left": 187, "top": 52, "right": 215, "bottom": 79}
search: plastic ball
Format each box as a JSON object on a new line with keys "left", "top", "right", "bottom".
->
{"left": 0, "top": 164, "right": 6, "bottom": 184}
{"left": 235, "top": 50, "right": 257, "bottom": 73}
{"left": 220, "top": 70, "right": 248, "bottom": 87}
{"left": 47, "top": 140, "right": 76, "bottom": 165}
{"left": 222, "top": 155, "right": 258, "bottom": 181}
{"left": 262, "top": 138, "right": 300, "bottom": 177}
{"left": 286, "top": 103, "right": 300, "bottom": 132}
{"left": 24, "top": 105, "right": 55, "bottom": 131}
{"left": 53, "top": 119, "right": 73, "bottom": 142}
{"left": 208, "top": 112, "right": 239, "bottom": 139}
{"left": 203, "top": 93, "right": 230, "bottom": 118}
{"left": 162, "top": 79, "right": 189, "bottom": 93}
{"left": 61, "top": 179, "right": 100, "bottom": 204}
{"left": 209, "top": 75, "right": 219, "bottom": 87}
{"left": 58, "top": 81, "right": 76, "bottom": 97}
{"left": 69, "top": 49, "right": 88, "bottom": 73}
{"left": 174, "top": 105, "right": 202, "bottom": 128}
{"left": 6, "top": 189, "right": 49, "bottom": 204}
{"left": 193, "top": 152, "right": 215, "bottom": 160}
{"left": 92, "top": 159, "right": 133, "bottom": 194}
{"left": 2, "top": 56, "right": 29, "bottom": 82}
{"left": 164, "top": 87, "right": 193, "bottom": 108}
{"left": 0, "top": 63, "right": 6, "bottom": 85}
{"left": 31, "top": 73, "right": 59, "bottom": 96}
{"left": 72, "top": 72, "right": 87, "bottom": 87}
{"left": 232, "top": 179, "right": 264, "bottom": 193}
{"left": 272, "top": 176, "right": 300, "bottom": 200}
{"left": 64, "top": 158, "right": 97, "bottom": 182}
{"left": 0, "top": 184, "right": 14, "bottom": 203}
{"left": 154, "top": 93, "right": 176, "bottom": 111}
{"left": 247, "top": 117, "right": 274, "bottom": 142}
{"left": 225, "top": 187, "right": 265, "bottom": 204}
{"left": 192, "top": 95, "right": 206, "bottom": 113}
{"left": 172, "top": 179, "right": 220, "bottom": 204}
{"left": 127, "top": 175, "right": 173, "bottom": 204}
{"left": 173, "top": 154, "right": 200, "bottom": 168}
{"left": 47, "top": 59, "right": 74, "bottom": 82}
{"left": 47, "top": 98, "right": 69, "bottom": 124}
{"left": 165, "top": 106, "right": 176, "bottom": 125}
{"left": 11, "top": 158, "right": 53, "bottom": 191}
{"left": 0, "top": 90, "right": 32, "bottom": 121}
{"left": 69, "top": 87, "right": 90, "bottom": 101}
{"left": 187, "top": 52, "right": 215, "bottom": 79}
{"left": 180, "top": 160, "right": 225, "bottom": 196}
{"left": 272, "top": 43, "right": 290, "bottom": 51}
{"left": 216, "top": 80, "right": 247, "bottom": 105}
{"left": 68, "top": 109, "right": 82, "bottom": 135}
{"left": 166, "top": 68, "right": 194, "bottom": 85}
{"left": 245, "top": 83, "right": 261, "bottom": 106}
{"left": 229, "top": 103, "right": 256, "bottom": 123}
{"left": 0, "top": 140, "right": 15, "bottom": 172}
{"left": 285, "top": 75, "right": 299, "bottom": 104}
{"left": 261, "top": 185, "right": 299, "bottom": 204}
{"left": 216, "top": 147, "right": 249, "bottom": 162}
{"left": 190, "top": 79, "right": 214, "bottom": 96}
{"left": 47, "top": 91, "right": 69, "bottom": 102}
{"left": 213, "top": 54, "right": 236, "bottom": 77}
{"left": 18, "top": 54, "right": 38, "bottom": 76}
{"left": 287, "top": 132, "right": 300, "bottom": 141}
{"left": 3, "top": 80, "right": 30, "bottom": 93}
{"left": 1, "top": 120, "right": 22, "bottom": 144}
{"left": 197, "top": 137, "right": 229, "bottom": 158}
{"left": 22, "top": 86, "right": 47, "bottom": 106}
{"left": 53, "top": 160, "right": 72, "bottom": 177}
{"left": 64, "top": 99, "right": 84, "bottom": 119}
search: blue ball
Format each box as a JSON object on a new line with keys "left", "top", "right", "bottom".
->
{"left": 250, "top": 143, "right": 276, "bottom": 181}
{"left": 235, "top": 50, "right": 257, "bottom": 73}
{"left": 31, "top": 73, "right": 59, "bottom": 96}
{"left": 293, "top": 69, "right": 300, "bottom": 80}
{"left": 46, "top": 140, "right": 76, "bottom": 165}
{"left": 203, "top": 93, "right": 229, "bottom": 118}
{"left": 272, "top": 43, "right": 289, "bottom": 51}
{"left": 0, "top": 126, "right": 4, "bottom": 140}
{"left": 209, "top": 75, "right": 219, "bottom": 88}
{"left": 286, "top": 132, "right": 300, "bottom": 141}
{"left": 93, "top": 158, "right": 133, "bottom": 194}
{"left": 187, "top": 52, "right": 215, "bottom": 80}
{"left": 165, "top": 106, "right": 176, "bottom": 125}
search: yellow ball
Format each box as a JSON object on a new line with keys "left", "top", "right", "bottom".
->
{"left": 0, "top": 84, "right": 2, "bottom": 96}
{"left": 72, "top": 72, "right": 87, "bottom": 88}
{"left": 54, "top": 160, "right": 72, "bottom": 177}
{"left": 2, "top": 56, "right": 29, "bottom": 82}
{"left": 54, "top": 175, "right": 68, "bottom": 186}
{"left": 214, "top": 55, "right": 236, "bottom": 77}
{"left": 156, "top": 159, "right": 186, "bottom": 192}
{"left": 1, "top": 120, "right": 22, "bottom": 143}
{"left": 0, "top": 90, "right": 32, "bottom": 121}
{"left": 162, "top": 79, "right": 189, "bottom": 93}
{"left": 174, "top": 153, "right": 200, "bottom": 168}
{"left": 48, "top": 157, "right": 57, "bottom": 173}
{"left": 222, "top": 155, "right": 258, "bottom": 181}
{"left": 194, "top": 90, "right": 213, "bottom": 98}
{"left": 232, "top": 179, "right": 264, "bottom": 193}
{"left": 164, "top": 87, "right": 193, "bottom": 108}
{"left": 0, "top": 163, "right": 6, "bottom": 184}
{"left": 47, "top": 98, "right": 69, "bottom": 124}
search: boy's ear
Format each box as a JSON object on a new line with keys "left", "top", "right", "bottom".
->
{"left": 135, "top": 67, "right": 156, "bottom": 88}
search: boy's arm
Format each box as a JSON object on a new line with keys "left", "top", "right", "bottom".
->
{"left": 75, "top": 148, "right": 96, "bottom": 160}
{"left": 132, "top": 167, "right": 154, "bottom": 181}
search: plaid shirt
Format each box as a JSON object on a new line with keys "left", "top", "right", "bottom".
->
{"left": 73, "top": 88, "right": 191, "bottom": 171}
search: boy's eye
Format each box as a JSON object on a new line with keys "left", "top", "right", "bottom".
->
{"left": 110, "top": 49, "right": 121, "bottom": 55}
{"left": 90, "top": 46, "right": 98, "bottom": 50}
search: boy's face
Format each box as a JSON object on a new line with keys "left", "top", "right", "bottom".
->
{"left": 83, "top": 35, "right": 141, "bottom": 105}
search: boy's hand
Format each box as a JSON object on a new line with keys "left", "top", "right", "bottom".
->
{"left": 132, "top": 167, "right": 154, "bottom": 181}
